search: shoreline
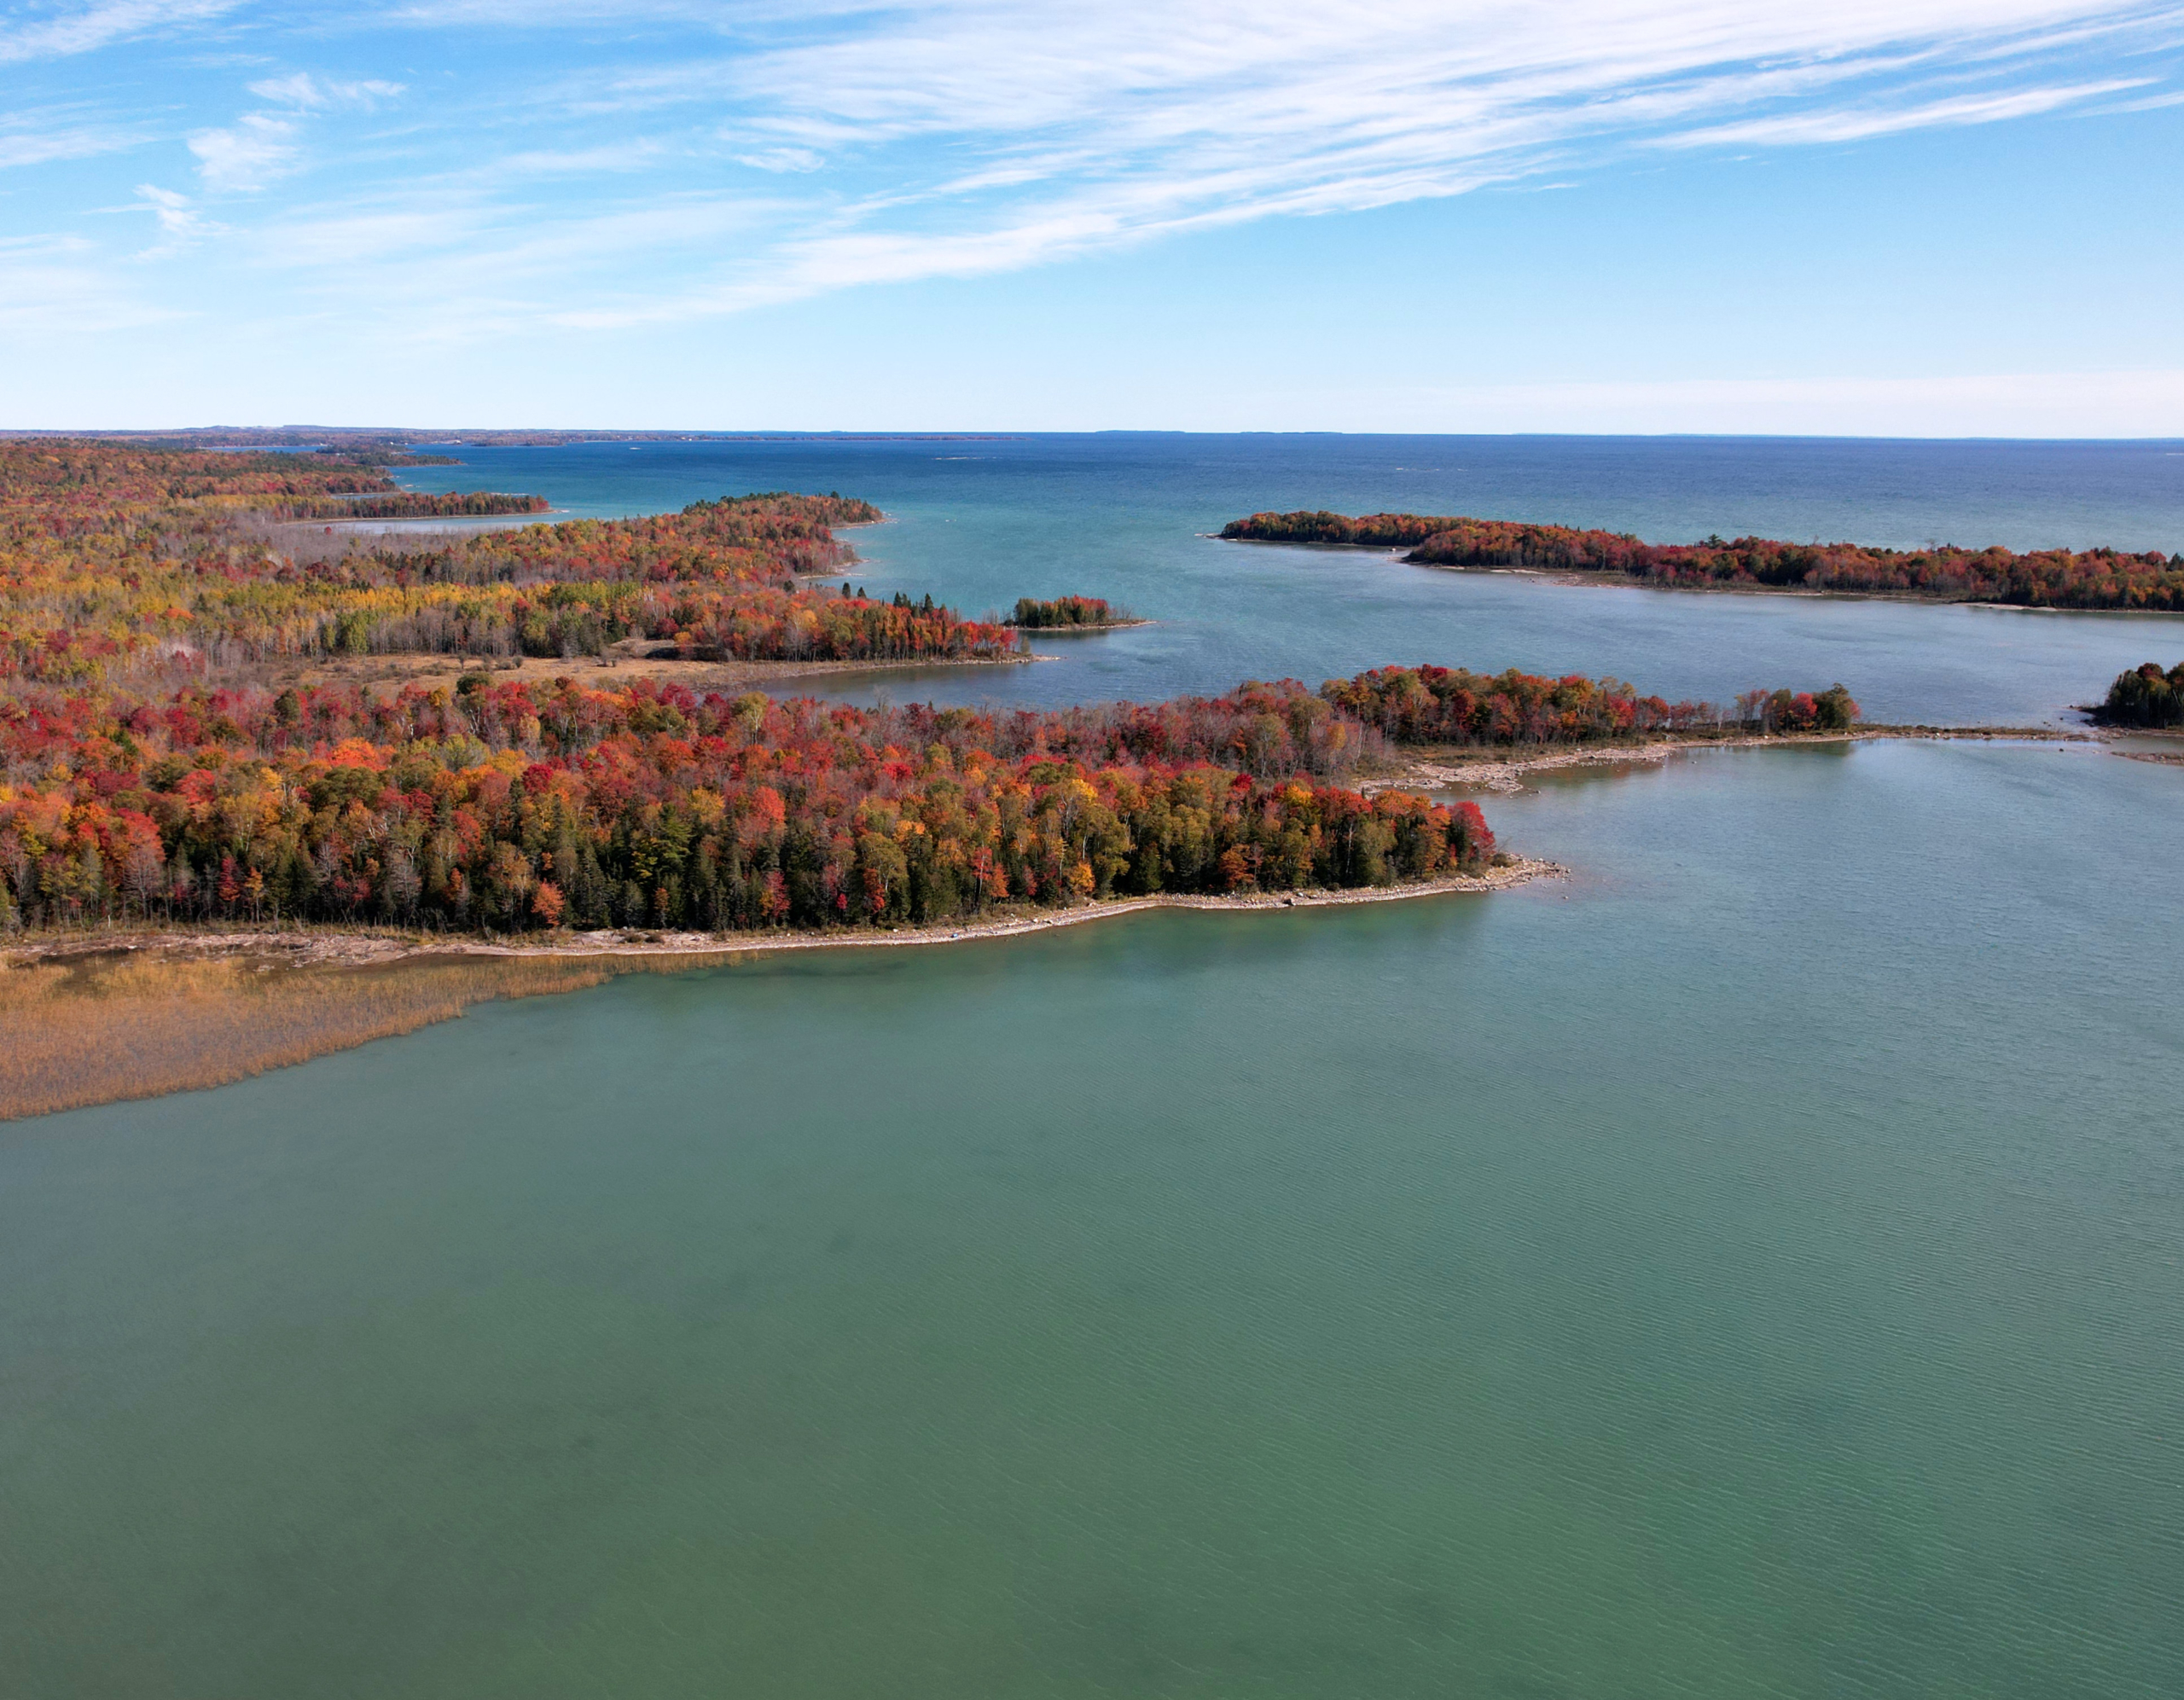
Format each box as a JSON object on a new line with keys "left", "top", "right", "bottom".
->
{"left": 272, "top": 514, "right": 560, "bottom": 538}
{"left": 1368, "top": 726, "right": 2094, "bottom": 793}
{"left": 2, "top": 862, "right": 1560, "bottom": 1120}
{"left": 8, "top": 857, "right": 1563, "bottom": 973}
{"left": 1217, "top": 536, "right": 2184, "bottom": 615}
{"left": 284, "top": 646, "right": 1041, "bottom": 696}
{"left": 1008, "top": 619, "right": 1154, "bottom": 636}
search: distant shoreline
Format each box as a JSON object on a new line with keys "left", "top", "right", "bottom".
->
{"left": 276, "top": 514, "right": 557, "bottom": 537}
{"left": 1220, "top": 535, "right": 2184, "bottom": 616}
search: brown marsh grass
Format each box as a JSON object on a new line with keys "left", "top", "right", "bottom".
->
{"left": 0, "top": 859, "right": 1560, "bottom": 1123}
{"left": 0, "top": 950, "right": 689, "bottom": 1122}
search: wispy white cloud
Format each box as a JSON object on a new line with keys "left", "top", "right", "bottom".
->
{"left": 189, "top": 111, "right": 299, "bottom": 189}
{"left": 247, "top": 71, "right": 406, "bottom": 108}
{"left": 735, "top": 146, "right": 825, "bottom": 172}
{"left": 0, "top": 0, "right": 239, "bottom": 65}
{"left": 0, "top": 118, "right": 141, "bottom": 169}
{"left": 507, "top": 0, "right": 2180, "bottom": 322}
{"left": 240, "top": 189, "right": 781, "bottom": 342}
{"left": 1652, "top": 75, "right": 2149, "bottom": 145}
{"left": 2094, "top": 85, "right": 2184, "bottom": 109}
{"left": 483, "top": 141, "right": 668, "bottom": 178}
{"left": 7, "top": 0, "right": 2181, "bottom": 346}
{"left": 131, "top": 183, "right": 225, "bottom": 254}
{"left": 183, "top": 69, "right": 404, "bottom": 194}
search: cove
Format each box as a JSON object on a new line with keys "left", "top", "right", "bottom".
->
{"left": 5, "top": 740, "right": 2180, "bottom": 1697}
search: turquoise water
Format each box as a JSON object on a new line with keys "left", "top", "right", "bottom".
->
{"left": 7, "top": 439, "right": 2184, "bottom": 1696}
{"left": 395, "top": 434, "right": 2184, "bottom": 723}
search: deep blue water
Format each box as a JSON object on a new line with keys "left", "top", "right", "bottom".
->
{"left": 394, "top": 434, "right": 2184, "bottom": 722}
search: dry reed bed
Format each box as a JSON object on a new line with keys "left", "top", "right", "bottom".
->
{"left": 3, "top": 862, "right": 1557, "bottom": 1122}
{"left": 0, "top": 952, "right": 635, "bottom": 1123}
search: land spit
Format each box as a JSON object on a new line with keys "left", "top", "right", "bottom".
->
{"left": 2, "top": 859, "right": 1560, "bottom": 1122}
{"left": 1366, "top": 726, "right": 2096, "bottom": 794}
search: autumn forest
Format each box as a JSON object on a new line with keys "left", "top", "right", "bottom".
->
{"left": 1223, "top": 509, "right": 2184, "bottom": 610}
{"left": 1, "top": 441, "right": 1908, "bottom": 940}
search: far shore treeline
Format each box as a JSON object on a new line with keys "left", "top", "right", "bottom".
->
{"left": 1222, "top": 509, "right": 2184, "bottom": 611}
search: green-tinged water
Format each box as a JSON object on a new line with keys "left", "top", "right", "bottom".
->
{"left": 6, "top": 741, "right": 2180, "bottom": 1697}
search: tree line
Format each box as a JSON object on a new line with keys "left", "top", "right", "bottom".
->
{"left": 1012, "top": 595, "right": 1136, "bottom": 628}
{"left": 267, "top": 492, "right": 549, "bottom": 519}
{"left": 1222, "top": 509, "right": 2184, "bottom": 611}
{"left": 1323, "top": 664, "right": 1859, "bottom": 743}
{"left": 2, "top": 657, "right": 1876, "bottom": 937}
{"left": 2094, "top": 661, "right": 2184, "bottom": 728}
{"left": 0, "top": 440, "right": 985, "bottom": 685}
{"left": 0, "top": 673, "right": 1497, "bottom": 935}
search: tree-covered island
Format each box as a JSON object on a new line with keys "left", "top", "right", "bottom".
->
{"left": 2091, "top": 661, "right": 2184, "bottom": 728}
{"left": 1222, "top": 509, "right": 2184, "bottom": 610}
{"left": 1009, "top": 595, "right": 1145, "bottom": 630}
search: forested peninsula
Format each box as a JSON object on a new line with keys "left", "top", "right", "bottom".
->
{"left": 1222, "top": 509, "right": 2184, "bottom": 611}
{"left": 2, "top": 441, "right": 1948, "bottom": 952}
{"left": 4, "top": 440, "right": 1528, "bottom": 950}
{"left": 0, "top": 443, "right": 1960, "bottom": 1119}
{"left": 0, "top": 440, "right": 1006, "bottom": 682}
{"left": 6, "top": 635, "right": 1875, "bottom": 944}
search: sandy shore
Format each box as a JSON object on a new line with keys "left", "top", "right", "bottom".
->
{"left": 1369, "top": 727, "right": 2094, "bottom": 793}
{"left": 448, "top": 856, "right": 1563, "bottom": 961}
{"left": 9, "top": 858, "right": 1563, "bottom": 972}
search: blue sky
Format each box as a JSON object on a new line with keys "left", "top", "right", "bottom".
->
{"left": 3, "top": 0, "right": 2181, "bottom": 432}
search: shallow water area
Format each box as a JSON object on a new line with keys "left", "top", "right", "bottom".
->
{"left": 4, "top": 438, "right": 2181, "bottom": 1697}
{"left": 3, "top": 738, "right": 2180, "bottom": 1697}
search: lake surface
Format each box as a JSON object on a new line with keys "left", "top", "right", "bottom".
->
{"left": 6, "top": 438, "right": 2182, "bottom": 1697}
{"left": 392, "top": 432, "right": 2184, "bottom": 723}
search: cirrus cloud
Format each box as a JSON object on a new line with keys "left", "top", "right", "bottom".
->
{"left": 188, "top": 111, "right": 299, "bottom": 190}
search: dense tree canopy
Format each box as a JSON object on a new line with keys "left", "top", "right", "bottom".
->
{"left": 0, "top": 439, "right": 995, "bottom": 684}
{"left": 1222, "top": 509, "right": 2184, "bottom": 611}
{"left": 2094, "top": 661, "right": 2184, "bottom": 728}
{"left": 1323, "top": 664, "right": 1858, "bottom": 743}
{"left": 3, "top": 443, "right": 1889, "bottom": 941}
{"left": 0, "top": 675, "right": 1495, "bottom": 934}
{"left": 1012, "top": 595, "right": 1133, "bottom": 628}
